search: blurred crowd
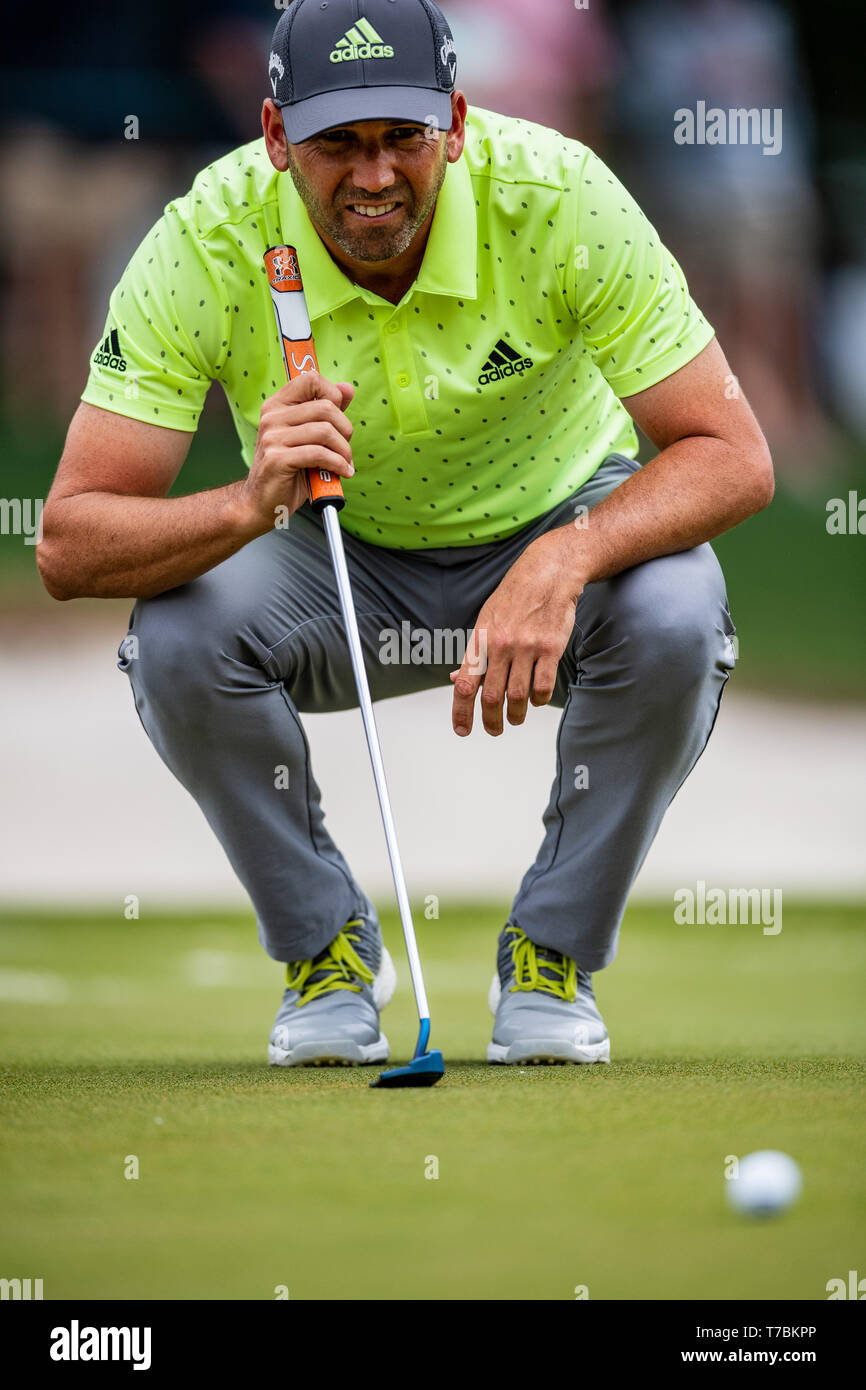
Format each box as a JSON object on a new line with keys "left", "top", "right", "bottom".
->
{"left": 1, "top": 0, "right": 863, "bottom": 470}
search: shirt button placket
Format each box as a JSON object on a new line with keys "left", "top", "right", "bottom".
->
{"left": 382, "top": 313, "right": 429, "bottom": 434}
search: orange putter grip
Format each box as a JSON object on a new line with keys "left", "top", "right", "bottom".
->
{"left": 264, "top": 245, "right": 345, "bottom": 512}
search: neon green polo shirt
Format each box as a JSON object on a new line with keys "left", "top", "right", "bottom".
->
{"left": 82, "top": 104, "right": 714, "bottom": 549}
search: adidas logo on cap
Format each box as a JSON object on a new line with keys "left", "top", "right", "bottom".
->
{"left": 330, "top": 16, "right": 394, "bottom": 63}
{"left": 479, "top": 338, "right": 533, "bottom": 386}
{"left": 93, "top": 327, "right": 126, "bottom": 373}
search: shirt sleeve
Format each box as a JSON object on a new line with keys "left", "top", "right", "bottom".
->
{"left": 555, "top": 144, "right": 715, "bottom": 397}
{"left": 80, "top": 199, "right": 228, "bottom": 430}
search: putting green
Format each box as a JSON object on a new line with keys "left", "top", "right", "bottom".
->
{"left": 0, "top": 902, "right": 863, "bottom": 1300}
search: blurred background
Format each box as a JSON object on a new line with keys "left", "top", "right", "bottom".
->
{"left": 1, "top": 0, "right": 864, "bottom": 906}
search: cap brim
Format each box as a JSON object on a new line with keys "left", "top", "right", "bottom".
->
{"left": 281, "top": 87, "right": 453, "bottom": 144}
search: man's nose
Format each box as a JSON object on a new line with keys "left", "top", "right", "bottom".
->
{"left": 350, "top": 148, "right": 398, "bottom": 194}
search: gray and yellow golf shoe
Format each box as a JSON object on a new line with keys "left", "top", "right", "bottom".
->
{"left": 268, "top": 903, "right": 396, "bottom": 1067}
{"left": 487, "top": 923, "right": 611, "bottom": 1065}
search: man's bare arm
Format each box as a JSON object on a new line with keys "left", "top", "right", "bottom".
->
{"left": 449, "top": 337, "right": 774, "bottom": 737}
{"left": 37, "top": 404, "right": 249, "bottom": 600}
{"left": 37, "top": 374, "right": 356, "bottom": 600}
{"left": 545, "top": 336, "right": 774, "bottom": 594}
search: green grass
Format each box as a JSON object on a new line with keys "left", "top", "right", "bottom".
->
{"left": 1, "top": 901, "right": 864, "bottom": 1300}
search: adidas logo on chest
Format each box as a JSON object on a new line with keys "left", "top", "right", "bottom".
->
{"left": 479, "top": 338, "right": 533, "bottom": 387}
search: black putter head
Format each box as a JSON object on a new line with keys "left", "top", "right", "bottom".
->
{"left": 370, "top": 1049, "right": 445, "bottom": 1088}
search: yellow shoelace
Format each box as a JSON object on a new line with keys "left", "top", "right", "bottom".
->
{"left": 286, "top": 921, "right": 374, "bottom": 1006}
{"left": 506, "top": 925, "right": 578, "bottom": 1002}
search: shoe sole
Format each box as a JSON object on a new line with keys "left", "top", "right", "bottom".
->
{"left": 269, "top": 1033, "right": 390, "bottom": 1068}
{"left": 487, "top": 1037, "right": 611, "bottom": 1066}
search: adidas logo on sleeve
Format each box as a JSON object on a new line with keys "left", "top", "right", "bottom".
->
{"left": 478, "top": 338, "right": 533, "bottom": 386}
{"left": 330, "top": 17, "right": 394, "bottom": 63}
{"left": 92, "top": 327, "right": 127, "bottom": 373}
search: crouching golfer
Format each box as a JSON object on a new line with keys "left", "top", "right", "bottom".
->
{"left": 37, "top": 0, "right": 773, "bottom": 1067}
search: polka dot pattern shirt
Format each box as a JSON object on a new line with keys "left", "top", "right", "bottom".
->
{"left": 81, "top": 105, "right": 714, "bottom": 549}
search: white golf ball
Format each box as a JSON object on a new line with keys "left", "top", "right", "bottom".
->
{"left": 726, "top": 1150, "right": 803, "bottom": 1216}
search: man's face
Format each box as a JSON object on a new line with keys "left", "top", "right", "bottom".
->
{"left": 284, "top": 119, "right": 449, "bottom": 264}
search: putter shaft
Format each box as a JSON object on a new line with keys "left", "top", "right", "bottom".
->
{"left": 321, "top": 505, "right": 430, "bottom": 1025}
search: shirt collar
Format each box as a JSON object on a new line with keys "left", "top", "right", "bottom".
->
{"left": 276, "top": 149, "right": 477, "bottom": 319}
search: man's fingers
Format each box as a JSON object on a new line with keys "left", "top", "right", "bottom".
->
{"left": 269, "top": 417, "right": 353, "bottom": 462}
{"left": 505, "top": 654, "right": 534, "bottom": 726}
{"left": 477, "top": 649, "right": 512, "bottom": 736}
{"left": 290, "top": 443, "right": 355, "bottom": 478}
{"left": 262, "top": 387, "right": 354, "bottom": 445}
{"left": 480, "top": 682, "right": 505, "bottom": 735}
{"left": 273, "top": 370, "right": 346, "bottom": 409}
{"left": 287, "top": 399, "right": 354, "bottom": 441}
{"left": 451, "top": 626, "right": 562, "bottom": 737}
{"left": 529, "top": 649, "right": 560, "bottom": 708}
{"left": 450, "top": 666, "right": 481, "bottom": 737}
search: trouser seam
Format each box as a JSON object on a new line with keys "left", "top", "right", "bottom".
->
{"left": 665, "top": 664, "right": 733, "bottom": 811}
{"left": 572, "top": 618, "right": 587, "bottom": 688}
{"left": 264, "top": 608, "right": 407, "bottom": 672}
{"left": 509, "top": 615, "right": 587, "bottom": 911}
{"left": 514, "top": 681, "right": 574, "bottom": 912}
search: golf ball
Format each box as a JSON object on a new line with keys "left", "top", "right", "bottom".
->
{"left": 726, "top": 1150, "right": 802, "bottom": 1216}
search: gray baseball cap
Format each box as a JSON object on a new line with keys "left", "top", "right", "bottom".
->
{"left": 268, "top": 0, "right": 457, "bottom": 144}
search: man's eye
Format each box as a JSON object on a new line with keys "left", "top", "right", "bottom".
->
{"left": 321, "top": 128, "right": 422, "bottom": 144}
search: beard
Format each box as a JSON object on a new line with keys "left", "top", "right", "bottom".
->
{"left": 285, "top": 140, "right": 448, "bottom": 263}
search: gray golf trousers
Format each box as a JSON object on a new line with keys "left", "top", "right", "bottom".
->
{"left": 120, "top": 453, "right": 736, "bottom": 972}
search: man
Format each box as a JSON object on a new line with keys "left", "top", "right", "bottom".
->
{"left": 37, "top": 0, "right": 773, "bottom": 1068}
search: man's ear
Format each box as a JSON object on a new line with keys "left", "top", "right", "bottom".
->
{"left": 262, "top": 98, "right": 290, "bottom": 172}
{"left": 446, "top": 91, "right": 468, "bottom": 163}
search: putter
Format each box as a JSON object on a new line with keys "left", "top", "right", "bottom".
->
{"left": 265, "top": 246, "right": 445, "bottom": 1090}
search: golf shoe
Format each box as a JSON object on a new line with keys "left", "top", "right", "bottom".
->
{"left": 268, "top": 899, "right": 396, "bottom": 1067}
{"left": 488, "top": 923, "right": 611, "bottom": 1065}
